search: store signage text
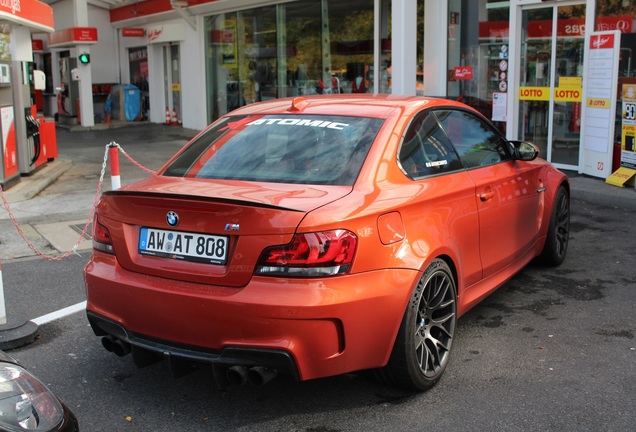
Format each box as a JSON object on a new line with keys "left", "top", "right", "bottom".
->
{"left": 0, "top": 0, "right": 20, "bottom": 14}
{"left": 147, "top": 27, "right": 163, "bottom": 42}
{"left": 519, "top": 87, "right": 582, "bottom": 102}
{"left": 122, "top": 28, "right": 145, "bottom": 37}
{"left": 587, "top": 98, "right": 610, "bottom": 108}
{"left": 0, "top": 0, "right": 54, "bottom": 32}
{"left": 48, "top": 27, "right": 98, "bottom": 47}
{"left": 31, "top": 39, "right": 43, "bottom": 52}
{"left": 479, "top": 16, "right": 633, "bottom": 39}
{"left": 454, "top": 66, "right": 473, "bottom": 81}
{"left": 590, "top": 33, "right": 615, "bottom": 49}
{"left": 146, "top": 23, "right": 185, "bottom": 44}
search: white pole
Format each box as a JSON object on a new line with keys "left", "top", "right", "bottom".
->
{"left": 0, "top": 259, "right": 6, "bottom": 325}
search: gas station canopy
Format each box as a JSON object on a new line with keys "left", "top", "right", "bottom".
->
{"left": 0, "top": 0, "right": 54, "bottom": 33}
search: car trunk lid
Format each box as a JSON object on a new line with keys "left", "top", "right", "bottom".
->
{"left": 96, "top": 176, "right": 352, "bottom": 287}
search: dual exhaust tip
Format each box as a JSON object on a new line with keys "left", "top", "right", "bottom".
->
{"left": 101, "top": 336, "right": 278, "bottom": 385}
{"left": 101, "top": 335, "right": 131, "bottom": 357}
{"left": 226, "top": 365, "right": 278, "bottom": 386}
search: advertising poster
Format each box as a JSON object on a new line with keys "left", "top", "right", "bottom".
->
{"left": 492, "top": 92, "right": 507, "bottom": 122}
{"left": 622, "top": 84, "right": 636, "bottom": 169}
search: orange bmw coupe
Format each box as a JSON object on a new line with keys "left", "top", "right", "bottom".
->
{"left": 85, "top": 95, "right": 570, "bottom": 391}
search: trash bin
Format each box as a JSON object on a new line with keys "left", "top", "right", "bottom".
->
{"left": 108, "top": 85, "right": 141, "bottom": 121}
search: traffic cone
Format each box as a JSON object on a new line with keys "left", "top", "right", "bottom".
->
{"left": 165, "top": 107, "right": 171, "bottom": 125}
{"left": 171, "top": 108, "right": 178, "bottom": 125}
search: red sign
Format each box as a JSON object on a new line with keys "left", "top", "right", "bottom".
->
{"left": 479, "top": 16, "right": 633, "bottom": 39}
{"left": 31, "top": 39, "right": 44, "bottom": 52}
{"left": 147, "top": 27, "right": 164, "bottom": 42}
{"left": 48, "top": 27, "right": 98, "bottom": 47}
{"left": 454, "top": 66, "right": 473, "bottom": 81}
{"left": 122, "top": 28, "right": 145, "bottom": 37}
{"left": 596, "top": 15, "right": 634, "bottom": 33}
{"left": 0, "top": 0, "right": 54, "bottom": 33}
{"left": 590, "top": 33, "right": 615, "bottom": 50}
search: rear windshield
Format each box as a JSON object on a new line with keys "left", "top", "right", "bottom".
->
{"left": 163, "top": 115, "right": 383, "bottom": 186}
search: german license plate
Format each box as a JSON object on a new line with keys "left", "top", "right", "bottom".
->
{"left": 138, "top": 227, "right": 228, "bottom": 264}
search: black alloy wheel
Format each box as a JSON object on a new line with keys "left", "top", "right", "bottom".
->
{"left": 538, "top": 185, "right": 570, "bottom": 266}
{"left": 380, "top": 258, "right": 457, "bottom": 391}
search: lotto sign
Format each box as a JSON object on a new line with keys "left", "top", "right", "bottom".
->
{"left": 520, "top": 86, "right": 582, "bottom": 102}
{"left": 519, "top": 87, "right": 550, "bottom": 101}
{"left": 554, "top": 88, "right": 582, "bottom": 102}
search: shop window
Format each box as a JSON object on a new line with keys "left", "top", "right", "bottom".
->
{"left": 445, "top": 0, "right": 509, "bottom": 134}
{"left": 204, "top": 0, "right": 377, "bottom": 123}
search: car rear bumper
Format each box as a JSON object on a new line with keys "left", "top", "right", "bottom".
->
{"left": 87, "top": 311, "right": 301, "bottom": 379}
{"left": 85, "top": 253, "right": 420, "bottom": 381}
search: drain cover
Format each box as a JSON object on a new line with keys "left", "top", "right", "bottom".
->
{"left": 70, "top": 223, "right": 93, "bottom": 240}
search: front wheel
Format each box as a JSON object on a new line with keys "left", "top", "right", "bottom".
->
{"left": 378, "top": 258, "right": 457, "bottom": 391}
{"left": 538, "top": 185, "right": 570, "bottom": 266}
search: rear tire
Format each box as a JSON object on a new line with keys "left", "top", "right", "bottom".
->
{"left": 379, "top": 258, "right": 457, "bottom": 391}
{"left": 538, "top": 185, "right": 570, "bottom": 266}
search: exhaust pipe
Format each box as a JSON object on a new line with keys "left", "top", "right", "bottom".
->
{"left": 226, "top": 365, "right": 249, "bottom": 386}
{"left": 111, "top": 339, "right": 132, "bottom": 357}
{"left": 247, "top": 366, "right": 278, "bottom": 386}
{"left": 101, "top": 336, "right": 116, "bottom": 352}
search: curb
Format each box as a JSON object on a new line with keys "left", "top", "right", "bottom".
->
{"left": 3, "top": 159, "right": 73, "bottom": 203}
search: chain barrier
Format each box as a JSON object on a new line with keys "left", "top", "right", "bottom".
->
{"left": 0, "top": 142, "right": 155, "bottom": 261}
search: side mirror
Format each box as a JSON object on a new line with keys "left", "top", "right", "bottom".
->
{"left": 509, "top": 140, "right": 539, "bottom": 161}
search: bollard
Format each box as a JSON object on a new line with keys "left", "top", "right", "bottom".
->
{"left": 0, "top": 259, "right": 5, "bottom": 325}
{"left": 0, "top": 257, "right": 38, "bottom": 349}
{"left": 109, "top": 143, "right": 121, "bottom": 190}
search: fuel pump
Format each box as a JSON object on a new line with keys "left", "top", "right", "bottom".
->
{"left": 12, "top": 61, "right": 50, "bottom": 174}
{"left": 0, "top": 61, "right": 19, "bottom": 189}
{"left": 24, "top": 107, "right": 41, "bottom": 166}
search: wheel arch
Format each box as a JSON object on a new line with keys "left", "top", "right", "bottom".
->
{"left": 436, "top": 254, "right": 459, "bottom": 295}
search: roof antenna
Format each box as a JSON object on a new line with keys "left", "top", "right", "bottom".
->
{"left": 289, "top": 97, "right": 310, "bottom": 113}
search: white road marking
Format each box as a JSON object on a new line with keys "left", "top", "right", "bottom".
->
{"left": 32, "top": 301, "right": 87, "bottom": 325}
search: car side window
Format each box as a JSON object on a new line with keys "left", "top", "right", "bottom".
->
{"left": 398, "top": 111, "right": 462, "bottom": 179}
{"left": 435, "top": 110, "right": 510, "bottom": 168}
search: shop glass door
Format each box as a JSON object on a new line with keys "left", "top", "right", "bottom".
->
{"left": 519, "top": 3, "right": 585, "bottom": 169}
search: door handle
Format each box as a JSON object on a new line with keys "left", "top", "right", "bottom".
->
{"left": 479, "top": 189, "right": 495, "bottom": 202}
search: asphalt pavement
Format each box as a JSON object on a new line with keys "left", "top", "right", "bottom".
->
{"left": 1, "top": 122, "right": 636, "bottom": 262}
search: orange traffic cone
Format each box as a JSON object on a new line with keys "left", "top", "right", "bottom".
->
{"left": 165, "top": 107, "right": 171, "bottom": 125}
{"left": 171, "top": 108, "right": 178, "bottom": 125}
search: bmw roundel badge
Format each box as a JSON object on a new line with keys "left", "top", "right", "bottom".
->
{"left": 166, "top": 211, "right": 179, "bottom": 227}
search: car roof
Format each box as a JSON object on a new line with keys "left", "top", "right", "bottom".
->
{"left": 225, "top": 94, "right": 477, "bottom": 120}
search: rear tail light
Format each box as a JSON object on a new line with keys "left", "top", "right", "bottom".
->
{"left": 255, "top": 230, "right": 357, "bottom": 277}
{"left": 92, "top": 215, "right": 114, "bottom": 254}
